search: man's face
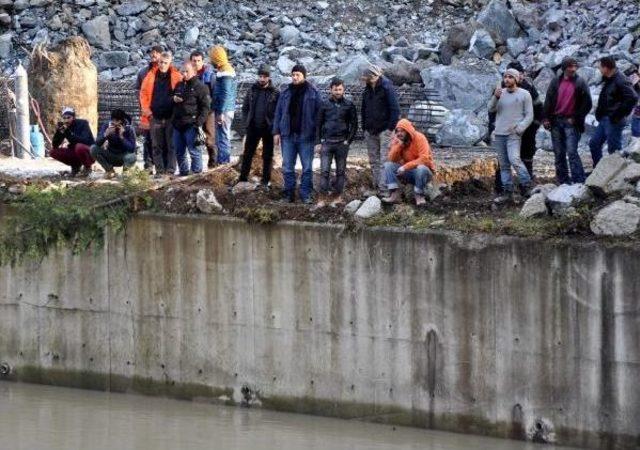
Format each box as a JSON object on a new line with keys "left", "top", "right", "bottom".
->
{"left": 158, "top": 57, "right": 171, "bottom": 73}
{"left": 150, "top": 50, "right": 161, "bottom": 64}
{"left": 291, "top": 71, "right": 305, "bottom": 85}
{"left": 257, "top": 74, "right": 270, "bottom": 87}
{"left": 599, "top": 63, "right": 613, "bottom": 78}
{"left": 395, "top": 127, "right": 410, "bottom": 144}
{"left": 181, "top": 63, "right": 196, "bottom": 81}
{"left": 565, "top": 64, "right": 578, "bottom": 78}
{"left": 330, "top": 84, "right": 345, "bottom": 100}
{"left": 61, "top": 114, "right": 74, "bottom": 126}
{"left": 503, "top": 74, "right": 517, "bottom": 88}
{"left": 190, "top": 55, "right": 204, "bottom": 71}
{"left": 362, "top": 74, "right": 379, "bottom": 86}
{"left": 111, "top": 118, "right": 123, "bottom": 127}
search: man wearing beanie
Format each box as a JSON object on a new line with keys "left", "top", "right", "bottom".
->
{"left": 239, "top": 64, "right": 280, "bottom": 188}
{"left": 488, "top": 68, "right": 534, "bottom": 203}
{"left": 543, "top": 57, "right": 593, "bottom": 184}
{"left": 209, "top": 45, "right": 238, "bottom": 164}
{"left": 361, "top": 63, "right": 400, "bottom": 194}
{"left": 272, "top": 63, "right": 322, "bottom": 203}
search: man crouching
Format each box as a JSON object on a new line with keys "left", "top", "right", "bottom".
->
{"left": 90, "top": 109, "right": 137, "bottom": 178}
{"left": 382, "top": 119, "right": 436, "bottom": 206}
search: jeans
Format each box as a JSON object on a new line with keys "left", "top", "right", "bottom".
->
{"left": 281, "top": 135, "right": 314, "bottom": 200}
{"left": 215, "top": 111, "right": 234, "bottom": 164}
{"left": 494, "top": 123, "right": 539, "bottom": 193}
{"left": 551, "top": 118, "right": 584, "bottom": 184}
{"left": 173, "top": 126, "right": 202, "bottom": 176}
{"left": 384, "top": 162, "right": 432, "bottom": 194}
{"left": 50, "top": 143, "right": 94, "bottom": 170}
{"left": 239, "top": 126, "right": 274, "bottom": 184}
{"left": 90, "top": 145, "right": 136, "bottom": 172}
{"left": 150, "top": 118, "right": 176, "bottom": 174}
{"left": 142, "top": 129, "right": 153, "bottom": 169}
{"left": 364, "top": 130, "right": 391, "bottom": 190}
{"left": 320, "top": 142, "right": 349, "bottom": 194}
{"left": 204, "top": 112, "right": 217, "bottom": 166}
{"left": 494, "top": 134, "right": 531, "bottom": 193}
{"left": 589, "top": 116, "right": 625, "bottom": 167}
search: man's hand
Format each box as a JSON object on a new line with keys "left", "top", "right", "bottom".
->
{"left": 173, "top": 95, "right": 183, "bottom": 103}
{"left": 274, "top": 134, "right": 281, "bottom": 148}
{"left": 105, "top": 126, "right": 115, "bottom": 137}
{"left": 314, "top": 144, "right": 322, "bottom": 154}
{"left": 494, "top": 87, "right": 503, "bottom": 98}
{"left": 543, "top": 119, "right": 551, "bottom": 130}
{"left": 397, "top": 166, "right": 406, "bottom": 176}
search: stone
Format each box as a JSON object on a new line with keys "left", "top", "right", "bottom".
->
{"left": 116, "top": 0, "right": 149, "bottom": 16}
{"left": 546, "top": 184, "right": 592, "bottom": 216}
{"left": 626, "top": 138, "right": 640, "bottom": 163}
{"left": 543, "top": 45, "right": 581, "bottom": 69}
{"left": 231, "top": 182, "right": 256, "bottom": 195}
{"left": 355, "top": 196, "right": 382, "bottom": 219}
{"left": 436, "top": 109, "right": 487, "bottom": 147}
{"left": 506, "top": 37, "right": 528, "bottom": 57}
{"left": 603, "top": 162, "right": 640, "bottom": 195}
{"left": 590, "top": 200, "right": 640, "bottom": 236}
{"left": 196, "top": 189, "right": 223, "bottom": 214}
{"left": 476, "top": 0, "right": 523, "bottom": 44}
{"left": 0, "top": 33, "right": 11, "bottom": 59}
{"left": 469, "top": 29, "right": 496, "bottom": 59}
{"left": 445, "top": 24, "right": 474, "bottom": 52}
{"left": 531, "top": 183, "right": 557, "bottom": 196}
{"left": 425, "top": 183, "right": 443, "bottom": 201}
{"left": 344, "top": 200, "right": 362, "bottom": 215}
{"left": 585, "top": 153, "right": 630, "bottom": 196}
{"left": 184, "top": 26, "right": 199, "bottom": 47}
{"left": 101, "top": 51, "right": 130, "bottom": 69}
{"left": 520, "top": 193, "right": 548, "bottom": 218}
{"left": 280, "top": 25, "right": 300, "bottom": 45}
{"left": 0, "top": 13, "right": 11, "bottom": 26}
{"left": 384, "top": 56, "right": 422, "bottom": 85}
{"left": 534, "top": 68, "right": 556, "bottom": 101}
{"left": 335, "top": 54, "right": 371, "bottom": 84}
{"left": 81, "top": 15, "right": 110, "bottom": 50}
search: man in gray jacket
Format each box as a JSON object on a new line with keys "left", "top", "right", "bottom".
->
{"left": 488, "top": 68, "right": 534, "bottom": 202}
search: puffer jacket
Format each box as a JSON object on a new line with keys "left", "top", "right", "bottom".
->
{"left": 172, "top": 77, "right": 211, "bottom": 131}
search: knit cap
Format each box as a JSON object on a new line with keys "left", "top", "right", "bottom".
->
{"left": 291, "top": 63, "right": 307, "bottom": 78}
{"left": 505, "top": 68, "right": 520, "bottom": 79}
{"left": 363, "top": 63, "right": 383, "bottom": 77}
{"left": 209, "top": 46, "right": 234, "bottom": 73}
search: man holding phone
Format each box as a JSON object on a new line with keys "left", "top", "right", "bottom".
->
{"left": 50, "top": 107, "right": 95, "bottom": 177}
{"left": 90, "top": 109, "right": 137, "bottom": 178}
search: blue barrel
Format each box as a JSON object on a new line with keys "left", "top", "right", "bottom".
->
{"left": 30, "top": 124, "right": 45, "bottom": 158}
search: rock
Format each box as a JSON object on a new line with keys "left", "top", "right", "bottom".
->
{"left": 543, "top": 45, "right": 581, "bottom": 69}
{"left": 184, "top": 26, "right": 199, "bottom": 47}
{"left": 531, "top": 183, "right": 557, "bottom": 196}
{"left": 101, "top": 51, "right": 129, "bottom": 69}
{"left": 116, "top": 0, "right": 149, "bottom": 16}
{"left": 383, "top": 56, "right": 422, "bottom": 85}
{"left": 336, "top": 54, "right": 371, "bottom": 84}
{"left": 506, "top": 37, "right": 528, "bottom": 57}
{"left": 591, "top": 200, "right": 640, "bottom": 236}
{"left": 603, "top": 162, "right": 640, "bottom": 195}
{"left": 354, "top": 196, "right": 382, "bottom": 219}
{"left": 0, "top": 33, "right": 11, "bottom": 59}
{"left": 585, "top": 153, "right": 630, "bottom": 196}
{"left": 445, "top": 24, "right": 475, "bottom": 52}
{"left": 520, "top": 193, "right": 548, "bottom": 218}
{"left": 623, "top": 195, "right": 640, "bottom": 207}
{"left": 0, "top": 13, "right": 11, "bottom": 26}
{"left": 196, "top": 189, "right": 223, "bottom": 214}
{"left": 534, "top": 68, "right": 556, "bottom": 101}
{"left": 8, "top": 184, "right": 26, "bottom": 194}
{"left": 469, "top": 28, "right": 496, "bottom": 59}
{"left": 425, "top": 183, "right": 443, "bottom": 201}
{"left": 476, "top": 0, "right": 523, "bottom": 44}
{"left": 344, "top": 199, "right": 362, "bottom": 215}
{"left": 81, "top": 15, "right": 110, "bottom": 50}
{"left": 436, "top": 109, "right": 486, "bottom": 146}
{"left": 546, "top": 183, "right": 592, "bottom": 215}
{"left": 231, "top": 181, "right": 256, "bottom": 195}
{"left": 626, "top": 138, "right": 640, "bottom": 163}
{"left": 280, "top": 25, "right": 300, "bottom": 45}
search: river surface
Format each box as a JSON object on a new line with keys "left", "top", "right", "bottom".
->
{"left": 0, "top": 382, "right": 582, "bottom": 450}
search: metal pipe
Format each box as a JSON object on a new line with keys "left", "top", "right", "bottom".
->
{"left": 14, "top": 62, "right": 30, "bottom": 159}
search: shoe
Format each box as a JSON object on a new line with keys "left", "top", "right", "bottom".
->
{"left": 105, "top": 169, "right": 116, "bottom": 179}
{"left": 78, "top": 166, "right": 93, "bottom": 177}
{"left": 415, "top": 194, "right": 427, "bottom": 206}
{"left": 301, "top": 197, "right": 314, "bottom": 205}
{"left": 382, "top": 190, "right": 402, "bottom": 204}
{"left": 493, "top": 193, "right": 514, "bottom": 204}
{"left": 258, "top": 182, "right": 271, "bottom": 192}
{"left": 70, "top": 166, "right": 80, "bottom": 177}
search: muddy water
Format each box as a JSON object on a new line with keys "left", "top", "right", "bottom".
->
{"left": 0, "top": 382, "right": 580, "bottom": 450}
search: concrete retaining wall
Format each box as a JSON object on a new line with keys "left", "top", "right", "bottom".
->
{"left": 0, "top": 214, "right": 638, "bottom": 449}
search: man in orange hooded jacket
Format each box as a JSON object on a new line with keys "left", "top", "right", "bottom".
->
{"left": 382, "top": 119, "right": 436, "bottom": 206}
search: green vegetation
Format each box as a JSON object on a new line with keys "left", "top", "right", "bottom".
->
{"left": 0, "top": 170, "right": 153, "bottom": 265}
{"left": 236, "top": 207, "right": 281, "bottom": 224}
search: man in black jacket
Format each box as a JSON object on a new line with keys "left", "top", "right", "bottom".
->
{"left": 172, "top": 62, "right": 211, "bottom": 176}
{"left": 361, "top": 64, "right": 400, "bottom": 193}
{"left": 315, "top": 77, "right": 358, "bottom": 204}
{"left": 50, "top": 107, "right": 96, "bottom": 177}
{"left": 90, "top": 109, "right": 137, "bottom": 178}
{"left": 135, "top": 45, "right": 163, "bottom": 171}
{"left": 543, "top": 57, "right": 593, "bottom": 184}
{"left": 239, "top": 64, "right": 279, "bottom": 188}
{"left": 589, "top": 56, "right": 638, "bottom": 166}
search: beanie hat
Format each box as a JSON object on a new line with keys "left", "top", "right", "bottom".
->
{"left": 363, "top": 63, "right": 383, "bottom": 78}
{"left": 505, "top": 68, "right": 520, "bottom": 79}
{"left": 61, "top": 106, "right": 75, "bottom": 117}
{"left": 561, "top": 57, "right": 578, "bottom": 71}
{"left": 291, "top": 63, "right": 307, "bottom": 78}
{"left": 507, "top": 61, "right": 525, "bottom": 73}
{"left": 258, "top": 64, "right": 271, "bottom": 77}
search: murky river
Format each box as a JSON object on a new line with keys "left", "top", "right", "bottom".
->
{"left": 0, "top": 382, "right": 581, "bottom": 450}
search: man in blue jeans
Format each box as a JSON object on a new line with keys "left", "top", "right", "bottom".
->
{"left": 589, "top": 56, "right": 638, "bottom": 167}
{"left": 172, "top": 62, "right": 211, "bottom": 176}
{"left": 210, "top": 46, "right": 237, "bottom": 164}
{"left": 543, "top": 57, "right": 593, "bottom": 184}
{"left": 273, "top": 64, "right": 322, "bottom": 203}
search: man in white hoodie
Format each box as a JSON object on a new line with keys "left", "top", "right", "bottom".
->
{"left": 488, "top": 68, "right": 534, "bottom": 202}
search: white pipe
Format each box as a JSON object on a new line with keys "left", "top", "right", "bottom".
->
{"left": 14, "top": 62, "right": 30, "bottom": 159}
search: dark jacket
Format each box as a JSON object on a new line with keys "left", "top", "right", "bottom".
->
{"left": 272, "top": 81, "right": 322, "bottom": 141}
{"left": 242, "top": 81, "right": 279, "bottom": 130}
{"left": 520, "top": 78, "right": 544, "bottom": 123}
{"left": 95, "top": 123, "right": 136, "bottom": 154}
{"left": 52, "top": 118, "right": 95, "bottom": 148}
{"left": 315, "top": 96, "right": 358, "bottom": 145}
{"left": 544, "top": 73, "right": 593, "bottom": 133}
{"left": 595, "top": 70, "right": 638, "bottom": 123}
{"left": 135, "top": 63, "right": 154, "bottom": 91}
{"left": 171, "top": 77, "right": 211, "bottom": 131}
{"left": 361, "top": 76, "right": 400, "bottom": 134}
{"left": 151, "top": 70, "right": 176, "bottom": 120}
{"left": 196, "top": 65, "right": 216, "bottom": 107}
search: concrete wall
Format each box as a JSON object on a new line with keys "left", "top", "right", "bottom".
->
{"left": 0, "top": 214, "right": 638, "bottom": 449}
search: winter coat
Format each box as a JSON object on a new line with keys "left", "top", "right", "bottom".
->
{"left": 197, "top": 65, "right": 216, "bottom": 108}
{"left": 387, "top": 119, "right": 435, "bottom": 172}
{"left": 52, "top": 118, "right": 95, "bottom": 148}
{"left": 544, "top": 73, "right": 593, "bottom": 133}
{"left": 213, "top": 70, "right": 237, "bottom": 114}
{"left": 95, "top": 123, "right": 136, "bottom": 154}
{"left": 595, "top": 70, "right": 638, "bottom": 123}
{"left": 361, "top": 76, "right": 400, "bottom": 134}
{"left": 272, "top": 81, "right": 322, "bottom": 141}
{"left": 139, "top": 66, "right": 182, "bottom": 129}
{"left": 171, "top": 77, "right": 211, "bottom": 131}
{"left": 315, "top": 96, "right": 358, "bottom": 144}
{"left": 242, "top": 81, "right": 279, "bottom": 129}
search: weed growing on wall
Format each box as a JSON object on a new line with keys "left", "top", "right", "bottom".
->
{"left": 0, "top": 170, "right": 153, "bottom": 266}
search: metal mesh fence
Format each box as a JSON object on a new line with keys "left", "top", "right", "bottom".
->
{"left": 0, "top": 79, "right": 445, "bottom": 142}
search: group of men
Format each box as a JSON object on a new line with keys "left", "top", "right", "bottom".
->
{"left": 489, "top": 55, "right": 639, "bottom": 202}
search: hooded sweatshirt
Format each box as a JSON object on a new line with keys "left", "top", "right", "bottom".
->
{"left": 387, "top": 119, "right": 436, "bottom": 172}
{"left": 209, "top": 46, "right": 237, "bottom": 114}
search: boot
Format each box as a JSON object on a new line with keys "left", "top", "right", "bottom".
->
{"left": 415, "top": 194, "right": 426, "bottom": 206}
{"left": 382, "top": 189, "right": 402, "bottom": 204}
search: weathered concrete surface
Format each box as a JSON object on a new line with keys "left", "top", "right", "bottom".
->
{"left": 0, "top": 215, "right": 639, "bottom": 449}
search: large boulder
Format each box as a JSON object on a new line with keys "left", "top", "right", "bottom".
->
{"left": 445, "top": 24, "right": 475, "bottom": 52}
{"left": 546, "top": 184, "right": 592, "bottom": 216}
{"left": 476, "top": 0, "right": 523, "bottom": 44}
{"left": 469, "top": 29, "right": 496, "bottom": 59}
{"left": 81, "top": 15, "right": 111, "bottom": 50}
{"left": 355, "top": 196, "right": 382, "bottom": 220}
{"left": 336, "top": 54, "right": 372, "bottom": 84}
{"left": 384, "top": 56, "right": 422, "bottom": 85}
{"left": 603, "top": 162, "right": 640, "bottom": 195}
{"left": 520, "top": 193, "right": 548, "bottom": 218}
{"left": 534, "top": 68, "right": 556, "bottom": 102}
{"left": 626, "top": 138, "right": 640, "bottom": 163}
{"left": 591, "top": 200, "right": 640, "bottom": 236}
{"left": 436, "top": 109, "right": 487, "bottom": 147}
{"left": 585, "top": 153, "right": 630, "bottom": 196}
